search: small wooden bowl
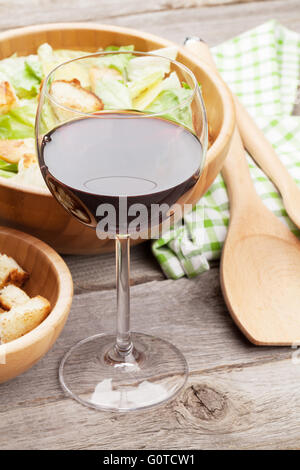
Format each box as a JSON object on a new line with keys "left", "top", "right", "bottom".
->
{"left": 0, "top": 226, "right": 73, "bottom": 383}
{"left": 0, "top": 23, "right": 235, "bottom": 254}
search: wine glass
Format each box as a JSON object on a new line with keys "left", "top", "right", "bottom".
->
{"left": 36, "top": 50, "right": 208, "bottom": 412}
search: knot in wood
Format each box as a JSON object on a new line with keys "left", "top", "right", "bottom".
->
{"left": 183, "top": 384, "right": 227, "bottom": 421}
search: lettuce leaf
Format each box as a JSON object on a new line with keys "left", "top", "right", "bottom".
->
{"left": 127, "top": 47, "right": 177, "bottom": 82}
{"left": 53, "top": 48, "right": 97, "bottom": 87}
{"left": 0, "top": 169, "right": 14, "bottom": 178}
{"left": 0, "top": 55, "right": 41, "bottom": 98}
{"left": 129, "top": 70, "right": 164, "bottom": 100}
{"left": 146, "top": 87, "right": 193, "bottom": 130}
{"left": 132, "top": 72, "right": 179, "bottom": 111}
{"left": 38, "top": 43, "right": 92, "bottom": 86}
{"left": 95, "top": 78, "right": 132, "bottom": 109}
{"left": 125, "top": 47, "right": 179, "bottom": 109}
{"left": 25, "top": 55, "right": 43, "bottom": 81}
{"left": 39, "top": 100, "right": 58, "bottom": 135}
{"left": 0, "top": 99, "right": 36, "bottom": 139}
{"left": 133, "top": 80, "right": 163, "bottom": 111}
{"left": 104, "top": 45, "right": 134, "bottom": 52}
{"left": 54, "top": 49, "right": 94, "bottom": 60}
{"left": 0, "top": 157, "right": 18, "bottom": 178}
{"left": 0, "top": 158, "right": 18, "bottom": 172}
{"left": 96, "top": 45, "right": 134, "bottom": 77}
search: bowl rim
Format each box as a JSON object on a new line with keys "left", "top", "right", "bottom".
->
{"left": 0, "top": 22, "right": 235, "bottom": 196}
{"left": 0, "top": 225, "right": 73, "bottom": 357}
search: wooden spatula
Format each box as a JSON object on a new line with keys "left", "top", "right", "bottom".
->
{"left": 186, "top": 37, "right": 300, "bottom": 230}
{"left": 235, "top": 91, "right": 300, "bottom": 230}
{"left": 185, "top": 38, "right": 300, "bottom": 345}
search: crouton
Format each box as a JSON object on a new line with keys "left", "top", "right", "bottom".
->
{"left": 89, "top": 66, "right": 122, "bottom": 92}
{"left": 0, "top": 138, "right": 35, "bottom": 164}
{"left": 22, "top": 153, "right": 36, "bottom": 169}
{"left": 0, "top": 284, "right": 30, "bottom": 310}
{"left": 0, "top": 308, "right": 5, "bottom": 314}
{"left": 0, "top": 81, "right": 18, "bottom": 115}
{"left": 49, "top": 79, "right": 103, "bottom": 114}
{"left": 0, "top": 295, "right": 51, "bottom": 343}
{"left": 0, "top": 254, "right": 29, "bottom": 289}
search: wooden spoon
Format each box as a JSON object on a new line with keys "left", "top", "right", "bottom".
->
{"left": 236, "top": 91, "right": 300, "bottom": 230}
{"left": 185, "top": 37, "right": 300, "bottom": 230}
{"left": 185, "top": 38, "right": 300, "bottom": 345}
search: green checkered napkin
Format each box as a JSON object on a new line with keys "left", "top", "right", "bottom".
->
{"left": 152, "top": 20, "right": 300, "bottom": 279}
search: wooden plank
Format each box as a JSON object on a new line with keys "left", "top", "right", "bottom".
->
{"left": 64, "top": 242, "right": 164, "bottom": 294}
{"left": 0, "top": 0, "right": 278, "bottom": 34}
{"left": 0, "top": 0, "right": 298, "bottom": 451}
{"left": 1, "top": 358, "right": 300, "bottom": 449}
{"left": 111, "top": 0, "right": 300, "bottom": 47}
{"left": 0, "top": 0, "right": 296, "bottom": 48}
{"left": 0, "top": 271, "right": 292, "bottom": 413}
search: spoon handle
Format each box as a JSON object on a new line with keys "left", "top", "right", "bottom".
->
{"left": 184, "top": 38, "right": 300, "bottom": 219}
{"left": 184, "top": 39, "right": 259, "bottom": 213}
{"left": 236, "top": 100, "right": 297, "bottom": 196}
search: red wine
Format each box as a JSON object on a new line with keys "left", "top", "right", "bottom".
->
{"left": 39, "top": 114, "right": 203, "bottom": 234}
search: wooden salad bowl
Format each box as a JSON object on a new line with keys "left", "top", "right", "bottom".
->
{"left": 0, "top": 226, "right": 73, "bottom": 383}
{"left": 0, "top": 23, "right": 235, "bottom": 254}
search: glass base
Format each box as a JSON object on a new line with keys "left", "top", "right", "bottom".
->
{"left": 59, "top": 332, "right": 188, "bottom": 412}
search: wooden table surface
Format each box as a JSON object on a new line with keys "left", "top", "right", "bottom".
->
{"left": 1, "top": 0, "right": 300, "bottom": 450}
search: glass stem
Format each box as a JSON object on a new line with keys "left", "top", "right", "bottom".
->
{"left": 115, "top": 234, "right": 132, "bottom": 357}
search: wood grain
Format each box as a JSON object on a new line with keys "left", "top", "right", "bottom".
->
{"left": 0, "top": 0, "right": 279, "bottom": 34}
{"left": 187, "top": 34, "right": 300, "bottom": 230}
{"left": 0, "top": 1, "right": 296, "bottom": 45}
{"left": 0, "top": 0, "right": 299, "bottom": 450}
{"left": 0, "top": 272, "right": 294, "bottom": 448}
{"left": 237, "top": 99, "right": 300, "bottom": 230}
{"left": 64, "top": 243, "right": 164, "bottom": 294}
{"left": 186, "top": 40, "right": 300, "bottom": 346}
{"left": 107, "top": 0, "right": 300, "bottom": 46}
{"left": 221, "top": 128, "right": 300, "bottom": 345}
{"left": 2, "top": 358, "right": 300, "bottom": 449}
